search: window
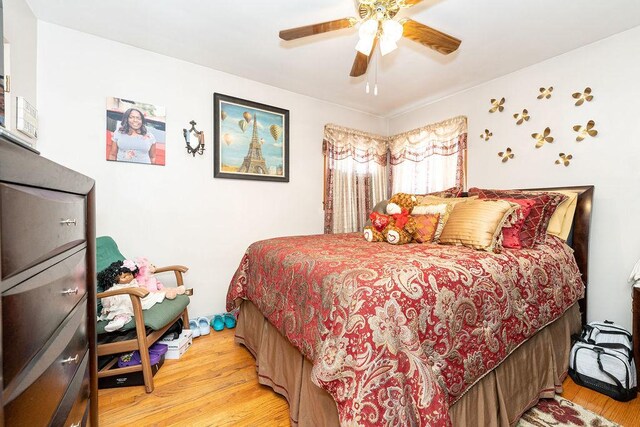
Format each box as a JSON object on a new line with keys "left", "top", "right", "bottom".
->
{"left": 389, "top": 116, "right": 467, "bottom": 195}
{"left": 323, "top": 124, "right": 387, "bottom": 234}
{"left": 323, "top": 116, "right": 467, "bottom": 233}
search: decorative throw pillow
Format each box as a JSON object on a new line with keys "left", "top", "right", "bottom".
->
{"left": 438, "top": 199, "right": 519, "bottom": 252}
{"left": 499, "top": 198, "right": 536, "bottom": 249}
{"left": 412, "top": 197, "right": 470, "bottom": 241}
{"left": 412, "top": 213, "right": 440, "bottom": 243}
{"left": 544, "top": 190, "right": 578, "bottom": 241}
{"left": 468, "top": 188, "right": 567, "bottom": 247}
{"left": 412, "top": 204, "right": 448, "bottom": 240}
{"left": 415, "top": 187, "right": 462, "bottom": 202}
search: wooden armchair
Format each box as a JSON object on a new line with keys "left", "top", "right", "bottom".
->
{"left": 96, "top": 236, "right": 190, "bottom": 393}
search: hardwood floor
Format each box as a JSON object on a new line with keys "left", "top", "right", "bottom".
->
{"left": 99, "top": 327, "right": 639, "bottom": 426}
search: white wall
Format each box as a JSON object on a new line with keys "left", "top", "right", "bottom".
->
{"left": 389, "top": 27, "right": 640, "bottom": 330}
{"left": 36, "top": 22, "right": 386, "bottom": 319}
{"left": 4, "top": 0, "right": 37, "bottom": 143}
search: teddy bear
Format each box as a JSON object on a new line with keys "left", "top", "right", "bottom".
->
{"left": 384, "top": 193, "right": 419, "bottom": 245}
{"left": 134, "top": 257, "right": 186, "bottom": 300}
{"left": 363, "top": 193, "right": 419, "bottom": 245}
{"left": 363, "top": 210, "right": 390, "bottom": 242}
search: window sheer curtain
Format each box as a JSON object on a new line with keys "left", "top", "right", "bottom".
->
{"left": 388, "top": 115, "right": 467, "bottom": 194}
{"left": 323, "top": 124, "right": 388, "bottom": 234}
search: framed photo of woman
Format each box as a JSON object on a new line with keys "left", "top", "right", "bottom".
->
{"left": 106, "top": 97, "right": 166, "bottom": 166}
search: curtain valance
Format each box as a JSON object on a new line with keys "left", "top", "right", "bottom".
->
{"left": 388, "top": 115, "right": 467, "bottom": 164}
{"left": 323, "top": 124, "right": 388, "bottom": 165}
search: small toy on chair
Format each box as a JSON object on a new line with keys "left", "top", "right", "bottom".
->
{"left": 134, "top": 256, "right": 186, "bottom": 299}
{"left": 97, "top": 260, "right": 167, "bottom": 332}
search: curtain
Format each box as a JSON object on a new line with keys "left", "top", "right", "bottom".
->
{"left": 323, "top": 124, "right": 388, "bottom": 234}
{"left": 388, "top": 115, "right": 467, "bottom": 195}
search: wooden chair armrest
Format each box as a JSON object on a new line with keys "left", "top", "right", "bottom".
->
{"left": 97, "top": 287, "right": 150, "bottom": 299}
{"left": 154, "top": 265, "right": 188, "bottom": 274}
{"left": 154, "top": 265, "right": 189, "bottom": 286}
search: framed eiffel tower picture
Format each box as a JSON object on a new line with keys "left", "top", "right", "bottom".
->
{"left": 214, "top": 93, "right": 289, "bottom": 182}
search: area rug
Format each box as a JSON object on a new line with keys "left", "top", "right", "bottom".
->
{"left": 518, "top": 396, "right": 619, "bottom": 427}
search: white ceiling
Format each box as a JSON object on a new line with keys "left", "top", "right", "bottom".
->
{"left": 24, "top": 0, "right": 640, "bottom": 117}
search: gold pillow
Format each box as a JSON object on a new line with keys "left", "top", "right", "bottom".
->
{"left": 545, "top": 190, "right": 578, "bottom": 241}
{"left": 412, "top": 197, "right": 471, "bottom": 241}
{"left": 439, "top": 199, "right": 518, "bottom": 252}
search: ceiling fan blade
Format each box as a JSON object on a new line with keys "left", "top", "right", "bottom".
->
{"left": 279, "top": 18, "right": 356, "bottom": 41}
{"left": 401, "top": 18, "right": 461, "bottom": 55}
{"left": 350, "top": 37, "right": 378, "bottom": 77}
{"left": 398, "top": 0, "right": 424, "bottom": 7}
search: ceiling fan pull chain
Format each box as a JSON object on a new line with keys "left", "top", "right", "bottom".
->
{"left": 374, "top": 45, "right": 379, "bottom": 96}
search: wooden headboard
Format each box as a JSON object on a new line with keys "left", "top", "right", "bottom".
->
{"left": 524, "top": 185, "right": 594, "bottom": 325}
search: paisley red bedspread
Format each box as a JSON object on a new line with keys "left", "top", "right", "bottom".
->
{"left": 226, "top": 233, "right": 584, "bottom": 426}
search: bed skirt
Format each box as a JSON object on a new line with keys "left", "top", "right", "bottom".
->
{"left": 235, "top": 300, "right": 581, "bottom": 427}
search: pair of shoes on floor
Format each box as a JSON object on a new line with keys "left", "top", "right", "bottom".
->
{"left": 188, "top": 316, "right": 211, "bottom": 337}
{"left": 211, "top": 312, "right": 236, "bottom": 331}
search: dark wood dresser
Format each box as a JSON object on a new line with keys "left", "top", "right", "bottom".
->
{"left": 0, "top": 129, "right": 97, "bottom": 426}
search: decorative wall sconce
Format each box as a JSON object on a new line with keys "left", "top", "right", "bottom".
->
{"left": 537, "top": 87, "right": 553, "bottom": 99}
{"left": 513, "top": 109, "right": 530, "bottom": 125}
{"left": 532, "top": 127, "right": 554, "bottom": 148}
{"left": 183, "top": 120, "right": 205, "bottom": 157}
{"left": 572, "top": 87, "right": 593, "bottom": 106}
{"left": 480, "top": 129, "right": 493, "bottom": 141}
{"left": 573, "top": 120, "right": 598, "bottom": 141}
{"left": 498, "top": 147, "right": 514, "bottom": 162}
{"left": 555, "top": 153, "right": 572, "bottom": 166}
{"left": 489, "top": 97, "right": 505, "bottom": 113}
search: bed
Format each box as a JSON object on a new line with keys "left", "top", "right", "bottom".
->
{"left": 226, "top": 186, "right": 594, "bottom": 426}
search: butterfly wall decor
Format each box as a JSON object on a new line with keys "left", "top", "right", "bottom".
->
{"left": 537, "top": 87, "right": 553, "bottom": 99}
{"left": 480, "top": 129, "right": 493, "bottom": 141}
{"left": 572, "top": 87, "right": 593, "bottom": 106}
{"left": 555, "top": 153, "right": 572, "bottom": 167}
{"left": 573, "top": 120, "right": 598, "bottom": 142}
{"left": 489, "top": 97, "right": 505, "bottom": 113}
{"left": 498, "top": 147, "right": 514, "bottom": 163}
{"left": 532, "top": 127, "right": 554, "bottom": 148}
{"left": 513, "top": 109, "right": 530, "bottom": 125}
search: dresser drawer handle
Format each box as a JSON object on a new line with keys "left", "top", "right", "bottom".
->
{"left": 61, "top": 287, "right": 79, "bottom": 295}
{"left": 60, "top": 218, "right": 77, "bottom": 226}
{"left": 61, "top": 354, "right": 79, "bottom": 365}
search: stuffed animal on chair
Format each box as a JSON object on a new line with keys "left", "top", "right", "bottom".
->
{"left": 134, "top": 257, "right": 186, "bottom": 300}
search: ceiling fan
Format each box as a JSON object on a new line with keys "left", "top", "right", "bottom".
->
{"left": 279, "top": 0, "right": 461, "bottom": 77}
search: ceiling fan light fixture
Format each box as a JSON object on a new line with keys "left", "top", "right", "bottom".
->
{"left": 359, "top": 19, "right": 379, "bottom": 38}
{"left": 382, "top": 19, "right": 403, "bottom": 42}
{"left": 379, "top": 37, "right": 397, "bottom": 55}
{"left": 356, "top": 19, "right": 379, "bottom": 55}
{"left": 355, "top": 37, "right": 376, "bottom": 55}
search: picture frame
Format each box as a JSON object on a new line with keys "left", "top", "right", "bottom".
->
{"left": 213, "top": 93, "right": 289, "bottom": 182}
{"left": 106, "top": 96, "right": 166, "bottom": 166}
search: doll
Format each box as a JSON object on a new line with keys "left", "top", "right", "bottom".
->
{"left": 97, "top": 260, "right": 165, "bottom": 332}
